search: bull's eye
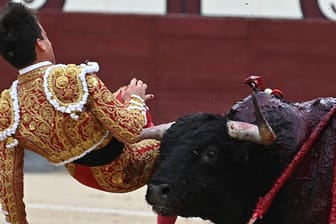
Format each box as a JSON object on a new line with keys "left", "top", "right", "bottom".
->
{"left": 202, "top": 146, "right": 218, "bottom": 165}
{"left": 232, "top": 150, "right": 249, "bottom": 166}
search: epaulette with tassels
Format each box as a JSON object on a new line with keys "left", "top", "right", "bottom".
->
{"left": 43, "top": 61, "right": 99, "bottom": 120}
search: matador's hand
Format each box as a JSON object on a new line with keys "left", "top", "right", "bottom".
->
{"left": 121, "top": 78, "right": 154, "bottom": 104}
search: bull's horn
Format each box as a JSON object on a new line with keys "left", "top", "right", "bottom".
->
{"left": 251, "top": 93, "right": 276, "bottom": 144}
{"left": 227, "top": 120, "right": 270, "bottom": 145}
{"left": 139, "top": 122, "right": 175, "bottom": 140}
{"left": 227, "top": 94, "right": 276, "bottom": 145}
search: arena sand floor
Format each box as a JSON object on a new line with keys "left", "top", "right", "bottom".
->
{"left": 0, "top": 171, "right": 211, "bottom": 224}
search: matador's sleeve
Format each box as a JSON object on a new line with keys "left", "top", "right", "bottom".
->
{"left": 0, "top": 142, "right": 26, "bottom": 224}
{"left": 85, "top": 74, "right": 147, "bottom": 144}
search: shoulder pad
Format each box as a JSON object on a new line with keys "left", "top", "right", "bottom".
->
{"left": 43, "top": 62, "right": 99, "bottom": 118}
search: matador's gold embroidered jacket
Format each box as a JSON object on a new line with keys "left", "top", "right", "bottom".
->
{"left": 0, "top": 61, "right": 149, "bottom": 224}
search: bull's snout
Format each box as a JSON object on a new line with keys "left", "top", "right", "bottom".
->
{"left": 147, "top": 182, "right": 182, "bottom": 216}
{"left": 147, "top": 183, "right": 171, "bottom": 203}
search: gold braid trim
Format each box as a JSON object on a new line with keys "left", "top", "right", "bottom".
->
{"left": 0, "top": 142, "right": 26, "bottom": 224}
{"left": 0, "top": 82, "right": 20, "bottom": 149}
{"left": 18, "top": 65, "right": 49, "bottom": 84}
{"left": 65, "top": 163, "right": 76, "bottom": 177}
{"left": 86, "top": 74, "right": 146, "bottom": 144}
{"left": 44, "top": 64, "right": 88, "bottom": 119}
{"left": 91, "top": 139, "right": 160, "bottom": 193}
{"left": 43, "top": 62, "right": 99, "bottom": 119}
{"left": 0, "top": 89, "right": 13, "bottom": 134}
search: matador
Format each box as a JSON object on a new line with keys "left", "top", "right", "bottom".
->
{"left": 0, "top": 2, "right": 176, "bottom": 224}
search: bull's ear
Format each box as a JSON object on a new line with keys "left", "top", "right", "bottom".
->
{"left": 227, "top": 94, "right": 276, "bottom": 145}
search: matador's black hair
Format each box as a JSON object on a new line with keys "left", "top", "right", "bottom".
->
{"left": 0, "top": 2, "right": 42, "bottom": 69}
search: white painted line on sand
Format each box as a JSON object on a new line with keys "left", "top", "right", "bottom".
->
{"left": 27, "top": 203, "right": 155, "bottom": 217}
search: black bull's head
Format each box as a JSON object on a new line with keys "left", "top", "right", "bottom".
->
{"left": 145, "top": 92, "right": 336, "bottom": 224}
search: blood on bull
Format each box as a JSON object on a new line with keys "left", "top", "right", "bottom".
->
{"left": 146, "top": 77, "right": 336, "bottom": 224}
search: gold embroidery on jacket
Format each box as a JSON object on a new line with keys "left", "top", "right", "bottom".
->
{"left": 17, "top": 65, "right": 110, "bottom": 164}
{"left": 86, "top": 75, "right": 145, "bottom": 144}
{"left": 46, "top": 64, "right": 84, "bottom": 106}
{"left": 64, "top": 163, "right": 76, "bottom": 176}
{"left": 91, "top": 139, "right": 160, "bottom": 192}
{"left": 15, "top": 64, "right": 145, "bottom": 165}
{"left": 0, "top": 89, "right": 13, "bottom": 133}
{"left": 0, "top": 143, "right": 26, "bottom": 223}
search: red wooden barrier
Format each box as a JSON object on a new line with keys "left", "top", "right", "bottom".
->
{"left": 0, "top": 12, "right": 335, "bottom": 123}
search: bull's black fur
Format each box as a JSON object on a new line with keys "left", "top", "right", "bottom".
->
{"left": 146, "top": 92, "right": 336, "bottom": 224}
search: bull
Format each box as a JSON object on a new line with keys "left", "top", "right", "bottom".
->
{"left": 145, "top": 87, "right": 336, "bottom": 224}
